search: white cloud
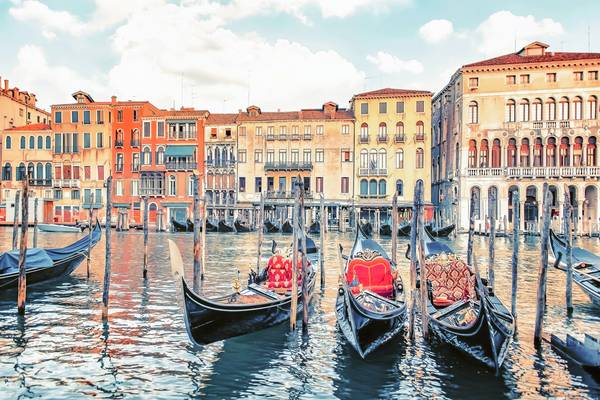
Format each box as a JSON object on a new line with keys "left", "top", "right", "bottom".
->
{"left": 366, "top": 51, "right": 423, "bottom": 74}
{"left": 419, "top": 19, "right": 453, "bottom": 44}
{"left": 476, "top": 11, "right": 564, "bottom": 55}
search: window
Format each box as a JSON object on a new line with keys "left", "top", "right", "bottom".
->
{"left": 416, "top": 148, "right": 424, "bottom": 168}
{"left": 98, "top": 166, "right": 104, "bottom": 180}
{"left": 255, "top": 126, "right": 262, "bottom": 136}
{"left": 304, "top": 126, "right": 311, "bottom": 136}
{"left": 55, "top": 112, "right": 62, "bottom": 123}
{"left": 131, "top": 181, "right": 139, "bottom": 197}
{"left": 157, "top": 121, "right": 165, "bottom": 137}
{"left": 520, "top": 74, "right": 530, "bottom": 84}
{"left": 29, "top": 136, "right": 34, "bottom": 149}
{"left": 589, "top": 71, "right": 598, "bottom": 81}
{"left": 267, "top": 150, "right": 274, "bottom": 163}
{"left": 239, "top": 126, "right": 246, "bottom": 136}
{"left": 416, "top": 121, "right": 424, "bottom": 140}
{"left": 341, "top": 124, "right": 349, "bottom": 135}
{"left": 360, "top": 179, "right": 368, "bottom": 196}
{"left": 396, "top": 101, "right": 404, "bottom": 113}
{"left": 97, "top": 132, "right": 103, "bottom": 148}
{"left": 132, "top": 153, "right": 140, "bottom": 171}
{"left": 142, "top": 146, "right": 152, "bottom": 165}
{"left": 468, "top": 101, "right": 478, "bottom": 124}
{"left": 168, "top": 176, "right": 176, "bottom": 196}
{"left": 278, "top": 150, "right": 287, "bottom": 163}
{"left": 316, "top": 177, "right": 323, "bottom": 193}
{"left": 360, "top": 103, "right": 368, "bottom": 115}
{"left": 20, "top": 136, "right": 25, "bottom": 149}
{"left": 96, "top": 110, "right": 103, "bottom": 124}
{"left": 395, "top": 149, "right": 404, "bottom": 169}
{"left": 469, "top": 77, "right": 479, "bottom": 88}
{"left": 5, "top": 136, "right": 11, "bottom": 149}
{"left": 2, "top": 163, "right": 11, "bottom": 180}
{"left": 84, "top": 133, "right": 91, "bottom": 149}
{"left": 71, "top": 111, "right": 78, "bottom": 123}
{"left": 37, "top": 136, "right": 43, "bottom": 149}
{"left": 116, "top": 180, "right": 123, "bottom": 196}
{"left": 341, "top": 149, "right": 351, "bottom": 162}
{"left": 84, "top": 166, "right": 91, "bottom": 179}
{"left": 360, "top": 122, "right": 368, "bottom": 138}
{"left": 116, "top": 153, "right": 124, "bottom": 172}
{"left": 506, "top": 99, "right": 516, "bottom": 122}
{"left": 520, "top": 99, "right": 530, "bottom": 122}
{"left": 73, "top": 133, "right": 79, "bottom": 153}
{"left": 574, "top": 97, "right": 583, "bottom": 120}
{"left": 533, "top": 99, "right": 543, "bottom": 121}
{"left": 71, "top": 190, "right": 80, "bottom": 200}
{"left": 379, "top": 102, "right": 387, "bottom": 113}
{"left": 255, "top": 177, "right": 262, "bottom": 193}
{"left": 54, "top": 190, "right": 63, "bottom": 200}
{"left": 291, "top": 149, "right": 299, "bottom": 163}
{"left": 546, "top": 98, "right": 556, "bottom": 120}
{"left": 416, "top": 101, "right": 424, "bottom": 113}
{"left": 547, "top": 73, "right": 557, "bottom": 82}
{"left": 316, "top": 125, "right": 324, "bottom": 135}
{"left": 378, "top": 122, "right": 387, "bottom": 138}
{"left": 187, "top": 175, "right": 194, "bottom": 196}
{"left": 83, "top": 110, "right": 90, "bottom": 124}
{"left": 133, "top": 110, "right": 138, "bottom": 121}
{"left": 254, "top": 150, "right": 263, "bottom": 163}
{"left": 560, "top": 97, "right": 570, "bottom": 120}
{"left": 156, "top": 146, "right": 165, "bottom": 165}
{"left": 396, "top": 179, "right": 404, "bottom": 196}
{"left": 316, "top": 149, "right": 324, "bottom": 163}
{"left": 341, "top": 177, "right": 349, "bottom": 194}
{"left": 574, "top": 71, "right": 584, "bottom": 81}
{"left": 238, "top": 150, "right": 247, "bottom": 163}
{"left": 506, "top": 75, "right": 516, "bottom": 85}
{"left": 239, "top": 177, "right": 246, "bottom": 192}
{"left": 378, "top": 179, "right": 386, "bottom": 196}
{"left": 143, "top": 122, "right": 151, "bottom": 137}
{"left": 589, "top": 96, "right": 598, "bottom": 119}
{"left": 117, "top": 110, "right": 123, "bottom": 122}
{"left": 54, "top": 134, "right": 62, "bottom": 153}
{"left": 303, "top": 149, "right": 311, "bottom": 163}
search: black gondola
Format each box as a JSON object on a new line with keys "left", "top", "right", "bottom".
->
{"left": 336, "top": 224, "right": 406, "bottom": 358}
{"left": 281, "top": 220, "right": 293, "bottom": 234}
{"left": 425, "top": 223, "right": 455, "bottom": 238}
{"left": 186, "top": 218, "right": 194, "bottom": 232}
{"left": 205, "top": 220, "right": 218, "bottom": 232}
{"left": 264, "top": 220, "right": 281, "bottom": 233}
{"left": 548, "top": 334, "right": 600, "bottom": 377}
{"left": 417, "top": 232, "right": 515, "bottom": 371}
{"left": 218, "top": 220, "right": 235, "bottom": 233}
{"left": 549, "top": 230, "right": 600, "bottom": 307}
{"left": 397, "top": 222, "right": 411, "bottom": 237}
{"left": 176, "top": 237, "right": 316, "bottom": 345}
{"left": 234, "top": 220, "right": 253, "bottom": 233}
{"left": 0, "top": 222, "right": 102, "bottom": 291}
{"left": 171, "top": 218, "right": 191, "bottom": 232}
{"left": 359, "top": 221, "right": 373, "bottom": 237}
{"left": 379, "top": 224, "right": 392, "bottom": 236}
{"left": 308, "top": 221, "right": 320, "bottom": 235}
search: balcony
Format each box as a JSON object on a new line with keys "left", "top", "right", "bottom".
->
{"left": 115, "top": 140, "right": 124, "bottom": 148}
{"left": 82, "top": 202, "right": 103, "bottom": 210}
{"left": 465, "top": 166, "right": 600, "bottom": 179}
{"left": 415, "top": 134, "right": 425, "bottom": 142}
{"left": 266, "top": 134, "right": 275, "bottom": 141}
{"left": 266, "top": 190, "right": 314, "bottom": 200}
{"left": 52, "top": 179, "right": 80, "bottom": 188}
{"left": 29, "top": 178, "right": 52, "bottom": 187}
{"left": 359, "top": 135, "right": 370, "bottom": 144}
{"left": 206, "top": 160, "right": 236, "bottom": 168}
{"left": 358, "top": 168, "right": 387, "bottom": 177}
{"left": 377, "top": 135, "right": 388, "bottom": 144}
{"left": 291, "top": 134, "right": 300, "bottom": 141}
{"left": 278, "top": 134, "right": 287, "bottom": 141}
{"left": 140, "top": 188, "right": 165, "bottom": 197}
{"left": 394, "top": 134, "right": 406, "bottom": 143}
{"left": 165, "top": 161, "right": 197, "bottom": 170}
{"left": 303, "top": 133, "right": 313, "bottom": 140}
{"left": 264, "top": 162, "right": 313, "bottom": 171}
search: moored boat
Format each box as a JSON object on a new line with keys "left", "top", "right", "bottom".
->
{"left": 308, "top": 221, "right": 320, "bottom": 235}
{"left": 397, "top": 222, "right": 411, "bottom": 237}
{"left": 425, "top": 223, "right": 455, "bottom": 238}
{"left": 37, "top": 223, "right": 83, "bottom": 233}
{"left": 234, "top": 220, "right": 253, "bottom": 233}
{"left": 0, "top": 222, "right": 102, "bottom": 291}
{"left": 205, "top": 220, "right": 218, "bottom": 232}
{"left": 264, "top": 220, "right": 281, "bottom": 233}
{"left": 379, "top": 224, "right": 392, "bottom": 236}
{"left": 336, "top": 224, "right": 406, "bottom": 358}
{"left": 171, "top": 218, "right": 191, "bottom": 232}
{"left": 218, "top": 220, "right": 235, "bottom": 233}
{"left": 281, "top": 220, "right": 293, "bottom": 234}
{"left": 548, "top": 334, "right": 600, "bottom": 376}
{"left": 359, "top": 220, "right": 373, "bottom": 237}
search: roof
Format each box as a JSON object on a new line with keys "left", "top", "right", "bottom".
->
{"left": 5, "top": 123, "right": 51, "bottom": 132}
{"left": 463, "top": 50, "right": 600, "bottom": 68}
{"left": 206, "top": 113, "right": 237, "bottom": 125}
{"left": 236, "top": 108, "right": 354, "bottom": 122}
{"left": 158, "top": 109, "right": 209, "bottom": 118}
{"left": 353, "top": 88, "right": 433, "bottom": 99}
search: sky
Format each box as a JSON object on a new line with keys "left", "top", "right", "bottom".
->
{"left": 1, "top": 0, "right": 599, "bottom": 112}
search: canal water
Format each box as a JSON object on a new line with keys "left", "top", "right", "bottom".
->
{"left": 0, "top": 228, "right": 598, "bottom": 399}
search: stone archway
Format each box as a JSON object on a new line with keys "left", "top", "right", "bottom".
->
{"left": 508, "top": 185, "right": 519, "bottom": 224}
{"left": 584, "top": 185, "right": 598, "bottom": 233}
{"left": 524, "top": 185, "right": 538, "bottom": 223}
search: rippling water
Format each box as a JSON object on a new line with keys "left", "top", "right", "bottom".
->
{"left": 0, "top": 228, "right": 599, "bottom": 399}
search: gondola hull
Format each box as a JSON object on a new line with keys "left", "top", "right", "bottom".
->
{"left": 37, "top": 223, "right": 82, "bottom": 233}
{"left": 308, "top": 221, "right": 320, "bottom": 235}
{"left": 397, "top": 223, "right": 411, "bottom": 237}
{"left": 218, "top": 220, "right": 235, "bottom": 233}
{"left": 425, "top": 224, "right": 455, "bottom": 238}
{"left": 264, "top": 221, "right": 280, "bottom": 233}
{"left": 379, "top": 224, "right": 391, "bottom": 236}
{"left": 234, "top": 220, "right": 253, "bottom": 233}
{"left": 359, "top": 222, "right": 373, "bottom": 237}
{"left": 205, "top": 220, "right": 218, "bottom": 232}
{"left": 171, "top": 218, "right": 191, "bottom": 232}
{"left": 281, "top": 220, "right": 293, "bottom": 234}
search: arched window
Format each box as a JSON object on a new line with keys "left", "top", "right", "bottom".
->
{"left": 377, "top": 149, "right": 387, "bottom": 171}
{"left": 547, "top": 137, "right": 557, "bottom": 167}
{"left": 533, "top": 98, "right": 543, "bottom": 121}
{"left": 168, "top": 175, "right": 176, "bottom": 196}
{"left": 520, "top": 138, "right": 530, "bottom": 167}
{"left": 506, "top": 99, "right": 516, "bottom": 122}
{"left": 587, "top": 137, "right": 597, "bottom": 166}
{"left": 396, "top": 121, "right": 404, "bottom": 136}
{"left": 416, "top": 121, "right": 424, "bottom": 140}
{"left": 479, "top": 139, "right": 488, "bottom": 167}
{"left": 574, "top": 96, "right": 583, "bottom": 120}
{"left": 5, "top": 136, "right": 11, "bottom": 149}
{"left": 471, "top": 187, "right": 481, "bottom": 219}
{"left": 395, "top": 149, "right": 404, "bottom": 169}
{"left": 574, "top": 136, "right": 583, "bottom": 166}
{"left": 416, "top": 148, "right": 424, "bottom": 169}
{"left": 396, "top": 179, "right": 404, "bottom": 196}
{"left": 45, "top": 163, "right": 52, "bottom": 180}
{"left": 520, "top": 99, "right": 530, "bottom": 122}
{"left": 491, "top": 139, "right": 501, "bottom": 168}
{"left": 360, "top": 149, "right": 368, "bottom": 169}
{"left": 115, "top": 129, "right": 124, "bottom": 146}
{"left": 360, "top": 179, "right": 368, "bottom": 196}
{"left": 468, "top": 139, "right": 477, "bottom": 168}
{"left": 187, "top": 175, "right": 195, "bottom": 196}
{"left": 507, "top": 138, "right": 517, "bottom": 167}
{"left": 27, "top": 162, "right": 34, "bottom": 179}
{"left": 132, "top": 129, "right": 140, "bottom": 146}
{"left": 37, "top": 136, "right": 43, "bottom": 149}
{"left": 36, "top": 163, "right": 43, "bottom": 180}
{"left": 369, "top": 149, "right": 377, "bottom": 171}
{"left": 16, "top": 162, "right": 25, "bottom": 180}
{"left": 588, "top": 96, "right": 598, "bottom": 119}
{"left": 488, "top": 187, "right": 498, "bottom": 219}
{"left": 378, "top": 179, "right": 386, "bottom": 196}
{"left": 546, "top": 97, "right": 556, "bottom": 121}
{"left": 360, "top": 122, "right": 368, "bottom": 139}
{"left": 156, "top": 146, "right": 165, "bottom": 165}
{"left": 369, "top": 179, "right": 378, "bottom": 196}
{"left": 468, "top": 101, "right": 478, "bottom": 124}
{"left": 560, "top": 137, "right": 570, "bottom": 166}
{"left": 142, "top": 146, "right": 152, "bottom": 165}
{"left": 533, "top": 137, "right": 543, "bottom": 167}
{"left": 378, "top": 122, "right": 387, "bottom": 139}
{"left": 20, "top": 136, "right": 26, "bottom": 149}
{"left": 45, "top": 135, "right": 51, "bottom": 149}
{"left": 29, "top": 136, "right": 35, "bottom": 149}
{"left": 559, "top": 97, "right": 569, "bottom": 120}
{"left": 2, "top": 163, "right": 12, "bottom": 181}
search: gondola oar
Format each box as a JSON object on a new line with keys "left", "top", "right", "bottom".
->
{"left": 472, "top": 254, "right": 499, "bottom": 375}
{"left": 169, "top": 239, "right": 184, "bottom": 280}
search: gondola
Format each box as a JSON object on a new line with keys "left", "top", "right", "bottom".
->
{"left": 186, "top": 218, "right": 194, "bottom": 232}
{"left": 549, "top": 230, "right": 600, "bottom": 307}
{"left": 359, "top": 221, "right": 373, "bottom": 237}
{"left": 0, "top": 222, "right": 102, "bottom": 291}
{"left": 417, "top": 231, "right": 515, "bottom": 371}
{"left": 548, "top": 334, "right": 600, "bottom": 377}
{"left": 379, "top": 224, "right": 392, "bottom": 236}
{"left": 264, "top": 220, "right": 281, "bottom": 233}
{"left": 397, "top": 222, "right": 411, "bottom": 237}
{"left": 336, "top": 224, "right": 406, "bottom": 358}
{"left": 171, "top": 218, "right": 191, "bottom": 232}
{"left": 308, "top": 221, "right": 320, "bottom": 235}
{"left": 281, "top": 220, "right": 293, "bottom": 234}
{"left": 205, "top": 220, "right": 218, "bottom": 232}
{"left": 175, "top": 235, "right": 316, "bottom": 345}
{"left": 37, "top": 223, "right": 84, "bottom": 233}
{"left": 218, "top": 220, "right": 235, "bottom": 233}
{"left": 425, "top": 223, "right": 455, "bottom": 238}
{"left": 234, "top": 220, "right": 253, "bottom": 233}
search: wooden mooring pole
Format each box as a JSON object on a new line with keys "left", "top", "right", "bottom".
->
{"left": 17, "top": 179, "right": 29, "bottom": 315}
{"left": 407, "top": 181, "right": 421, "bottom": 340}
{"left": 102, "top": 176, "right": 113, "bottom": 318}
{"left": 256, "top": 192, "right": 264, "bottom": 275}
{"left": 143, "top": 196, "right": 149, "bottom": 279}
{"left": 467, "top": 191, "right": 476, "bottom": 266}
{"left": 192, "top": 176, "right": 201, "bottom": 291}
{"left": 563, "top": 187, "right": 573, "bottom": 315}
{"left": 299, "top": 182, "right": 309, "bottom": 333}
{"left": 201, "top": 193, "right": 207, "bottom": 280}
{"left": 87, "top": 192, "right": 94, "bottom": 278}
{"left": 319, "top": 194, "right": 325, "bottom": 289}
{"left": 534, "top": 183, "right": 552, "bottom": 347}
{"left": 33, "top": 197, "right": 39, "bottom": 248}
{"left": 488, "top": 189, "right": 496, "bottom": 290}
{"left": 12, "top": 190, "right": 20, "bottom": 250}
{"left": 415, "top": 180, "right": 428, "bottom": 340}
{"left": 511, "top": 190, "right": 520, "bottom": 326}
{"left": 290, "top": 187, "right": 300, "bottom": 331}
{"left": 391, "top": 193, "right": 398, "bottom": 265}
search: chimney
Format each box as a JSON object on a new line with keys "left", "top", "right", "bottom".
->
{"left": 111, "top": 95, "right": 117, "bottom": 103}
{"left": 4, "top": 79, "right": 9, "bottom": 91}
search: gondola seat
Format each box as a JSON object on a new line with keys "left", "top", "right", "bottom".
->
{"left": 346, "top": 256, "right": 395, "bottom": 298}
{"left": 425, "top": 255, "right": 476, "bottom": 306}
{"left": 266, "top": 255, "right": 306, "bottom": 289}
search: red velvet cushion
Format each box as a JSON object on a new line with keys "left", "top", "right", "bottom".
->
{"left": 345, "top": 256, "right": 394, "bottom": 298}
{"left": 267, "top": 255, "right": 291, "bottom": 289}
{"left": 426, "top": 257, "right": 475, "bottom": 302}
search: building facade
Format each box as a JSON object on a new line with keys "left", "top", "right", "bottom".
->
{"left": 433, "top": 42, "right": 600, "bottom": 233}
{"left": 0, "top": 76, "right": 50, "bottom": 131}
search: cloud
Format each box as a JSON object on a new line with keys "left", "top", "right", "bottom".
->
{"left": 476, "top": 11, "right": 564, "bottom": 55}
{"left": 366, "top": 51, "right": 423, "bottom": 74}
{"left": 419, "top": 19, "right": 453, "bottom": 44}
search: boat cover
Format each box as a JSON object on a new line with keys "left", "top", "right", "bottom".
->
{"left": 0, "top": 248, "right": 53, "bottom": 274}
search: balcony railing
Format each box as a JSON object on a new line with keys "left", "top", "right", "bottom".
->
{"left": 82, "top": 202, "right": 104, "bottom": 210}
{"left": 115, "top": 140, "right": 124, "bottom": 148}
{"left": 266, "top": 134, "right": 275, "bottom": 141}
{"left": 303, "top": 134, "right": 313, "bottom": 140}
{"left": 206, "top": 161, "right": 236, "bottom": 168}
{"left": 278, "top": 134, "right": 287, "bottom": 141}
{"left": 140, "top": 188, "right": 165, "bottom": 196}
{"left": 266, "top": 190, "right": 314, "bottom": 199}
{"left": 29, "top": 178, "right": 52, "bottom": 187}
{"left": 415, "top": 134, "right": 425, "bottom": 142}
{"left": 291, "top": 134, "right": 300, "bottom": 141}
{"left": 358, "top": 168, "right": 387, "bottom": 177}
{"left": 52, "top": 179, "right": 80, "bottom": 188}
{"left": 165, "top": 161, "right": 197, "bottom": 170}
{"left": 394, "top": 134, "right": 406, "bottom": 143}
{"left": 264, "top": 162, "right": 313, "bottom": 171}
{"left": 377, "top": 135, "right": 388, "bottom": 144}
{"left": 465, "top": 166, "right": 600, "bottom": 178}
{"left": 359, "top": 135, "right": 369, "bottom": 144}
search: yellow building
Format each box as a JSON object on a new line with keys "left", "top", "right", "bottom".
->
{"left": 1, "top": 124, "right": 53, "bottom": 223}
{"left": 236, "top": 102, "right": 355, "bottom": 228}
{"left": 0, "top": 76, "right": 50, "bottom": 131}
{"left": 433, "top": 42, "right": 600, "bottom": 233}
{"left": 351, "top": 88, "right": 432, "bottom": 224}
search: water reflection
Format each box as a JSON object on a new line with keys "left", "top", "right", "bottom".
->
{"left": 0, "top": 228, "right": 598, "bottom": 398}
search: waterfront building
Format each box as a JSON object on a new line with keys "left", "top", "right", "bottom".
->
{"left": 0, "top": 76, "right": 49, "bottom": 131}
{"left": 351, "top": 88, "right": 433, "bottom": 227}
{"left": 433, "top": 42, "right": 600, "bottom": 233}
{"left": 236, "top": 102, "right": 355, "bottom": 229}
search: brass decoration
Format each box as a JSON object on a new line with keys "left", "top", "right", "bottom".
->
{"left": 354, "top": 249, "right": 380, "bottom": 261}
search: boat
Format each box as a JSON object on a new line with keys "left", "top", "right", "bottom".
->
{"left": 397, "top": 222, "right": 411, "bottom": 237}
{"left": 425, "top": 223, "right": 455, "bottom": 238}
{"left": 548, "top": 334, "right": 600, "bottom": 377}
{"left": 37, "top": 223, "right": 83, "bottom": 233}
{"left": 418, "top": 231, "right": 515, "bottom": 370}
{"left": 264, "top": 220, "right": 281, "bottom": 233}
{"left": 0, "top": 222, "right": 102, "bottom": 291}
{"left": 308, "top": 221, "right": 320, "bottom": 235}
{"left": 549, "top": 230, "right": 600, "bottom": 307}
{"left": 218, "top": 220, "right": 235, "bottom": 233}
{"left": 175, "top": 235, "right": 316, "bottom": 345}
{"left": 171, "top": 218, "right": 191, "bottom": 232}
{"left": 379, "top": 223, "right": 391, "bottom": 236}
{"left": 359, "top": 220, "right": 373, "bottom": 237}
{"left": 205, "top": 220, "right": 218, "bottom": 232}
{"left": 234, "top": 220, "right": 253, "bottom": 233}
{"left": 281, "top": 220, "right": 293, "bottom": 234}
{"left": 336, "top": 224, "right": 406, "bottom": 358}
